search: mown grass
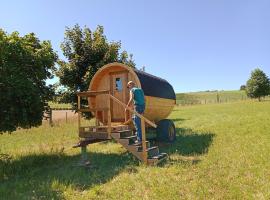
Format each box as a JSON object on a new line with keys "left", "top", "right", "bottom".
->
{"left": 1, "top": 101, "right": 270, "bottom": 199}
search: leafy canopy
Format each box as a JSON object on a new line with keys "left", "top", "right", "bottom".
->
{"left": 246, "top": 68, "right": 270, "bottom": 100}
{"left": 56, "top": 24, "right": 135, "bottom": 104}
{"left": 0, "top": 30, "right": 57, "bottom": 133}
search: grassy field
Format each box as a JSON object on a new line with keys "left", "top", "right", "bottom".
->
{"left": 176, "top": 90, "right": 248, "bottom": 105}
{"left": 1, "top": 101, "right": 270, "bottom": 199}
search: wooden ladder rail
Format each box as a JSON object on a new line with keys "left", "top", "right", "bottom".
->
{"left": 108, "top": 94, "right": 157, "bottom": 164}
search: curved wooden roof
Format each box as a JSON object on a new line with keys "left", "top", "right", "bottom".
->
{"left": 89, "top": 62, "right": 175, "bottom": 100}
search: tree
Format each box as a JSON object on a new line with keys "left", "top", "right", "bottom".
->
{"left": 0, "top": 30, "right": 57, "bottom": 133}
{"left": 240, "top": 85, "right": 246, "bottom": 90}
{"left": 56, "top": 24, "right": 135, "bottom": 105}
{"left": 246, "top": 68, "right": 270, "bottom": 101}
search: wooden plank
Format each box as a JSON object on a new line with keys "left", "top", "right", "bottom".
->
{"left": 107, "top": 94, "right": 112, "bottom": 138}
{"left": 102, "top": 110, "right": 105, "bottom": 124}
{"left": 77, "top": 90, "right": 109, "bottom": 97}
{"left": 141, "top": 118, "right": 148, "bottom": 164}
{"left": 109, "top": 70, "right": 129, "bottom": 75}
{"left": 79, "top": 131, "right": 109, "bottom": 139}
{"left": 144, "top": 96, "right": 175, "bottom": 122}
{"left": 95, "top": 110, "right": 99, "bottom": 127}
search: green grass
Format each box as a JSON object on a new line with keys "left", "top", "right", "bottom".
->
{"left": 1, "top": 101, "right": 270, "bottom": 199}
{"left": 48, "top": 101, "right": 72, "bottom": 109}
{"left": 176, "top": 90, "right": 248, "bottom": 105}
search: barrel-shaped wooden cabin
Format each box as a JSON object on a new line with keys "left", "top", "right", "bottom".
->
{"left": 88, "top": 62, "right": 176, "bottom": 125}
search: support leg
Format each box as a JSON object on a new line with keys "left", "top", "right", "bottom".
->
{"left": 79, "top": 145, "right": 90, "bottom": 166}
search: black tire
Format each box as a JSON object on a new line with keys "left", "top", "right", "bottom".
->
{"left": 156, "top": 119, "right": 176, "bottom": 143}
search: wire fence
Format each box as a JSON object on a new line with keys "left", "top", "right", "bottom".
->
{"left": 176, "top": 92, "right": 270, "bottom": 106}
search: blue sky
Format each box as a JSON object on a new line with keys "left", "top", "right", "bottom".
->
{"left": 1, "top": 0, "right": 270, "bottom": 92}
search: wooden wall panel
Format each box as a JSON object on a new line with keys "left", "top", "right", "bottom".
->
{"left": 144, "top": 96, "right": 175, "bottom": 122}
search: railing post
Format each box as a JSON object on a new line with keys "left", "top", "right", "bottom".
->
{"left": 107, "top": 94, "right": 111, "bottom": 138}
{"left": 95, "top": 110, "right": 99, "bottom": 127}
{"left": 141, "top": 118, "right": 148, "bottom": 164}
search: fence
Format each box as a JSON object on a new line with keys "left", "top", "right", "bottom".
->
{"left": 43, "top": 107, "right": 76, "bottom": 126}
{"left": 176, "top": 92, "right": 270, "bottom": 106}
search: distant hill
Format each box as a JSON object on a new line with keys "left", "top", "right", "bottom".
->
{"left": 176, "top": 90, "right": 248, "bottom": 105}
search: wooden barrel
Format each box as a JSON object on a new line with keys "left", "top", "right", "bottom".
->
{"left": 88, "top": 62, "right": 176, "bottom": 123}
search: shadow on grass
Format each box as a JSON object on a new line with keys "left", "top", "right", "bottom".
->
{"left": 0, "top": 147, "right": 138, "bottom": 199}
{"left": 157, "top": 127, "right": 215, "bottom": 165}
{"left": 170, "top": 118, "right": 187, "bottom": 123}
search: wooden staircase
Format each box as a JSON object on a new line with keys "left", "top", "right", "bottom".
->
{"left": 110, "top": 127, "right": 167, "bottom": 165}
{"left": 78, "top": 124, "right": 168, "bottom": 165}
{"left": 76, "top": 90, "right": 168, "bottom": 165}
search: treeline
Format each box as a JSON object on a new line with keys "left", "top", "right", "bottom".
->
{"left": 176, "top": 68, "right": 270, "bottom": 106}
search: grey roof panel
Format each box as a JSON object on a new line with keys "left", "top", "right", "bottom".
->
{"left": 134, "top": 69, "right": 176, "bottom": 100}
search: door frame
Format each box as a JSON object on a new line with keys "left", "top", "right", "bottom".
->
{"left": 109, "top": 70, "right": 129, "bottom": 121}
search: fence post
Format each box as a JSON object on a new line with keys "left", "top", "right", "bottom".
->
{"left": 49, "top": 108, "right": 53, "bottom": 126}
{"left": 78, "top": 96, "right": 81, "bottom": 132}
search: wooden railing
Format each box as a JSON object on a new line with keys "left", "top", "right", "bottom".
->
{"left": 108, "top": 94, "right": 157, "bottom": 164}
{"left": 77, "top": 90, "right": 157, "bottom": 164}
{"left": 108, "top": 94, "right": 157, "bottom": 128}
{"left": 77, "top": 90, "right": 111, "bottom": 136}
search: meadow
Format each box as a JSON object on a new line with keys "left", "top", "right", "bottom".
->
{"left": 176, "top": 90, "right": 248, "bottom": 105}
{"left": 1, "top": 100, "right": 270, "bottom": 199}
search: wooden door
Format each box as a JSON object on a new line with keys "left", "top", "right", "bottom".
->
{"left": 110, "top": 71, "right": 128, "bottom": 121}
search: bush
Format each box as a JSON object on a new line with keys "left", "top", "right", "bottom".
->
{"left": 246, "top": 68, "right": 270, "bottom": 101}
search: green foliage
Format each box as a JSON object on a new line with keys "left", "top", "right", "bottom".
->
{"left": 57, "top": 24, "right": 135, "bottom": 105}
{"left": 240, "top": 85, "right": 246, "bottom": 90}
{"left": 246, "top": 68, "right": 270, "bottom": 100}
{"left": 0, "top": 29, "right": 57, "bottom": 132}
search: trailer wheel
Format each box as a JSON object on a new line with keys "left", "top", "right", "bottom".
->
{"left": 157, "top": 119, "right": 176, "bottom": 143}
